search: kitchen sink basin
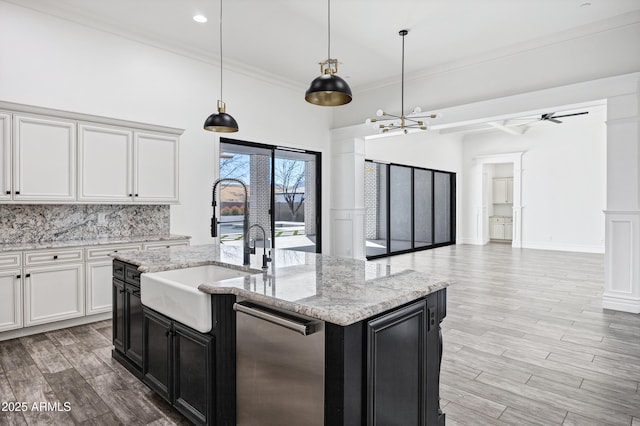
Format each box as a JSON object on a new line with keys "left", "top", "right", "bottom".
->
{"left": 141, "top": 265, "right": 251, "bottom": 333}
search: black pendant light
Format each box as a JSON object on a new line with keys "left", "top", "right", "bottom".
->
{"left": 305, "top": 0, "right": 352, "bottom": 106}
{"left": 204, "top": 0, "right": 238, "bottom": 132}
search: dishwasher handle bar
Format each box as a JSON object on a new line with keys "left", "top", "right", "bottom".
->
{"left": 233, "top": 302, "right": 315, "bottom": 336}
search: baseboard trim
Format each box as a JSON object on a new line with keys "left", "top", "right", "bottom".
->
{"left": 520, "top": 241, "right": 605, "bottom": 254}
{"left": 0, "top": 312, "right": 111, "bottom": 341}
{"left": 602, "top": 295, "right": 640, "bottom": 314}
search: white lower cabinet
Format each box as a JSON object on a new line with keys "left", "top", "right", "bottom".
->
{"left": 24, "top": 262, "right": 84, "bottom": 326}
{"left": 85, "top": 243, "right": 143, "bottom": 315}
{"left": 0, "top": 268, "right": 22, "bottom": 332}
{"left": 0, "top": 238, "right": 189, "bottom": 337}
{"left": 490, "top": 217, "right": 513, "bottom": 241}
{"left": 86, "top": 261, "right": 114, "bottom": 315}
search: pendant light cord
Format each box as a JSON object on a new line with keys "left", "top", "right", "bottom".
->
{"left": 219, "top": 0, "right": 224, "bottom": 101}
{"left": 327, "top": 0, "right": 331, "bottom": 59}
{"left": 401, "top": 31, "right": 405, "bottom": 117}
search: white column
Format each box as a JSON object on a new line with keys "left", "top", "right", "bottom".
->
{"left": 603, "top": 87, "right": 640, "bottom": 313}
{"left": 330, "top": 134, "right": 366, "bottom": 259}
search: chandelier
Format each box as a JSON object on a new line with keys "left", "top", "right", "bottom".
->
{"left": 366, "top": 29, "right": 439, "bottom": 134}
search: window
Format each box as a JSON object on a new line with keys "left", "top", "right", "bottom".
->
{"left": 365, "top": 161, "right": 455, "bottom": 259}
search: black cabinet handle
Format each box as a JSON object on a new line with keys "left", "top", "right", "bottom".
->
{"left": 5, "top": 190, "right": 9, "bottom": 195}
{"left": 15, "top": 191, "right": 20, "bottom": 195}
{"left": 132, "top": 273, "right": 140, "bottom": 279}
{"left": 25, "top": 273, "right": 30, "bottom": 278}
{"left": 128, "top": 193, "right": 133, "bottom": 197}
{"left": 119, "top": 289, "right": 125, "bottom": 294}
{"left": 165, "top": 330, "right": 170, "bottom": 337}
{"left": 134, "top": 194, "right": 139, "bottom": 197}
{"left": 16, "top": 274, "right": 21, "bottom": 279}
{"left": 115, "top": 267, "right": 123, "bottom": 272}
{"left": 53, "top": 255, "right": 58, "bottom": 260}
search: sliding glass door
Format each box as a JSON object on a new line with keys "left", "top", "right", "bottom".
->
{"left": 219, "top": 139, "right": 321, "bottom": 253}
{"left": 365, "top": 160, "right": 455, "bottom": 259}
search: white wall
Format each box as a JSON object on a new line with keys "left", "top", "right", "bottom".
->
{"left": 364, "top": 131, "right": 464, "bottom": 243}
{"left": 0, "top": 2, "right": 332, "bottom": 246}
{"left": 461, "top": 107, "right": 607, "bottom": 253}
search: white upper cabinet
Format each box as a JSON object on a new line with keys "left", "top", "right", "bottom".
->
{"left": 492, "top": 178, "right": 513, "bottom": 204}
{"left": 0, "top": 102, "right": 182, "bottom": 204}
{"left": 0, "top": 112, "right": 10, "bottom": 201}
{"left": 134, "top": 132, "right": 179, "bottom": 203}
{"left": 78, "top": 123, "right": 134, "bottom": 202}
{"left": 13, "top": 114, "right": 76, "bottom": 201}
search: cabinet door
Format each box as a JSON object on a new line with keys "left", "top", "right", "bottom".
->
{"left": 0, "top": 112, "right": 11, "bottom": 201}
{"left": 173, "top": 322, "right": 213, "bottom": 425}
{"left": 24, "top": 263, "right": 84, "bottom": 326}
{"left": 505, "top": 178, "right": 513, "bottom": 204}
{"left": 126, "top": 284, "right": 144, "bottom": 368}
{"left": 113, "top": 278, "right": 126, "bottom": 353}
{"left": 0, "top": 269, "right": 22, "bottom": 332}
{"left": 13, "top": 115, "right": 76, "bottom": 201}
{"left": 78, "top": 123, "right": 133, "bottom": 202}
{"left": 367, "top": 300, "right": 427, "bottom": 426}
{"left": 490, "top": 222, "right": 505, "bottom": 239}
{"left": 504, "top": 222, "right": 513, "bottom": 240}
{"left": 86, "top": 260, "right": 114, "bottom": 315}
{"left": 143, "top": 307, "right": 172, "bottom": 402}
{"left": 134, "top": 132, "right": 179, "bottom": 203}
{"left": 493, "top": 179, "right": 507, "bottom": 204}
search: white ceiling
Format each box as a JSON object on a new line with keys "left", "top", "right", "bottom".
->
{"left": 5, "top": 0, "right": 640, "bottom": 91}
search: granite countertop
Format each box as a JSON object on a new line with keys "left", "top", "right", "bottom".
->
{"left": 0, "top": 234, "right": 191, "bottom": 252}
{"left": 112, "top": 244, "right": 451, "bottom": 326}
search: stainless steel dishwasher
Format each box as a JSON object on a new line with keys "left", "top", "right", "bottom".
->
{"left": 234, "top": 300, "right": 325, "bottom": 426}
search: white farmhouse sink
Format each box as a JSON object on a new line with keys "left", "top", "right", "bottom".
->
{"left": 141, "top": 265, "right": 250, "bottom": 333}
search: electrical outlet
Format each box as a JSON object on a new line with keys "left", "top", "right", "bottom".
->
{"left": 98, "top": 212, "right": 106, "bottom": 224}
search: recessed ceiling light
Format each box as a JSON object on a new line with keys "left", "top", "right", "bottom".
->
{"left": 193, "top": 14, "right": 208, "bottom": 23}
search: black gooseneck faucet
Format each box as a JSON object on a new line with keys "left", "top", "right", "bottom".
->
{"left": 248, "top": 223, "right": 272, "bottom": 270}
{"left": 211, "top": 178, "right": 250, "bottom": 266}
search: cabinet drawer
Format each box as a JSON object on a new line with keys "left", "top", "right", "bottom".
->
{"left": 113, "top": 260, "right": 125, "bottom": 281}
{"left": 24, "top": 248, "right": 84, "bottom": 266}
{"left": 86, "top": 244, "right": 143, "bottom": 260}
{"left": 0, "top": 253, "right": 21, "bottom": 268}
{"left": 142, "top": 240, "right": 189, "bottom": 251}
{"left": 125, "top": 264, "right": 141, "bottom": 286}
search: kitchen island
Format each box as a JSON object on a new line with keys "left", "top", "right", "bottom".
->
{"left": 111, "top": 244, "right": 449, "bottom": 426}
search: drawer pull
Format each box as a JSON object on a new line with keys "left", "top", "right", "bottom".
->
{"left": 53, "top": 255, "right": 58, "bottom": 260}
{"left": 5, "top": 190, "right": 9, "bottom": 195}
{"left": 16, "top": 274, "right": 21, "bottom": 279}
{"left": 25, "top": 273, "right": 30, "bottom": 278}
{"left": 115, "top": 267, "right": 123, "bottom": 273}
{"left": 15, "top": 191, "right": 20, "bottom": 195}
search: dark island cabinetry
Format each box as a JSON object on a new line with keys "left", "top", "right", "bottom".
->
{"left": 142, "top": 306, "right": 214, "bottom": 426}
{"left": 112, "top": 260, "right": 143, "bottom": 375}
{"left": 326, "top": 290, "right": 446, "bottom": 426}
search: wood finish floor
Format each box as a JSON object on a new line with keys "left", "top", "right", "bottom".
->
{"left": 372, "top": 244, "right": 640, "bottom": 426}
{"left": 0, "top": 243, "right": 638, "bottom": 425}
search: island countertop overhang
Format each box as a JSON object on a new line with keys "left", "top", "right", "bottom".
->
{"left": 111, "top": 244, "right": 451, "bottom": 326}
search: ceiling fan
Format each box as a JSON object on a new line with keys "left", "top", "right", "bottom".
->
{"left": 538, "top": 111, "right": 589, "bottom": 123}
{"left": 511, "top": 111, "right": 589, "bottom": 126}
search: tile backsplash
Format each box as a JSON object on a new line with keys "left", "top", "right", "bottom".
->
{"left": 0, "top": 204, "right": 170, "bottom": 243}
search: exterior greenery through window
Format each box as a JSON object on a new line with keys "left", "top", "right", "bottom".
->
{"left": 365, "top": 160, "right": 455, "bottom": 259}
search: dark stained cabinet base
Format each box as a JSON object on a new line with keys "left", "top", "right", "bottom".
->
{"left": 112, "top": 260, "right": 446, "bottom": 426}
{"left": 143, "top": 307, "right": 214, "bottom": 426}
{"left": 325, "top": 289, "right": 446, "bottom": 426}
